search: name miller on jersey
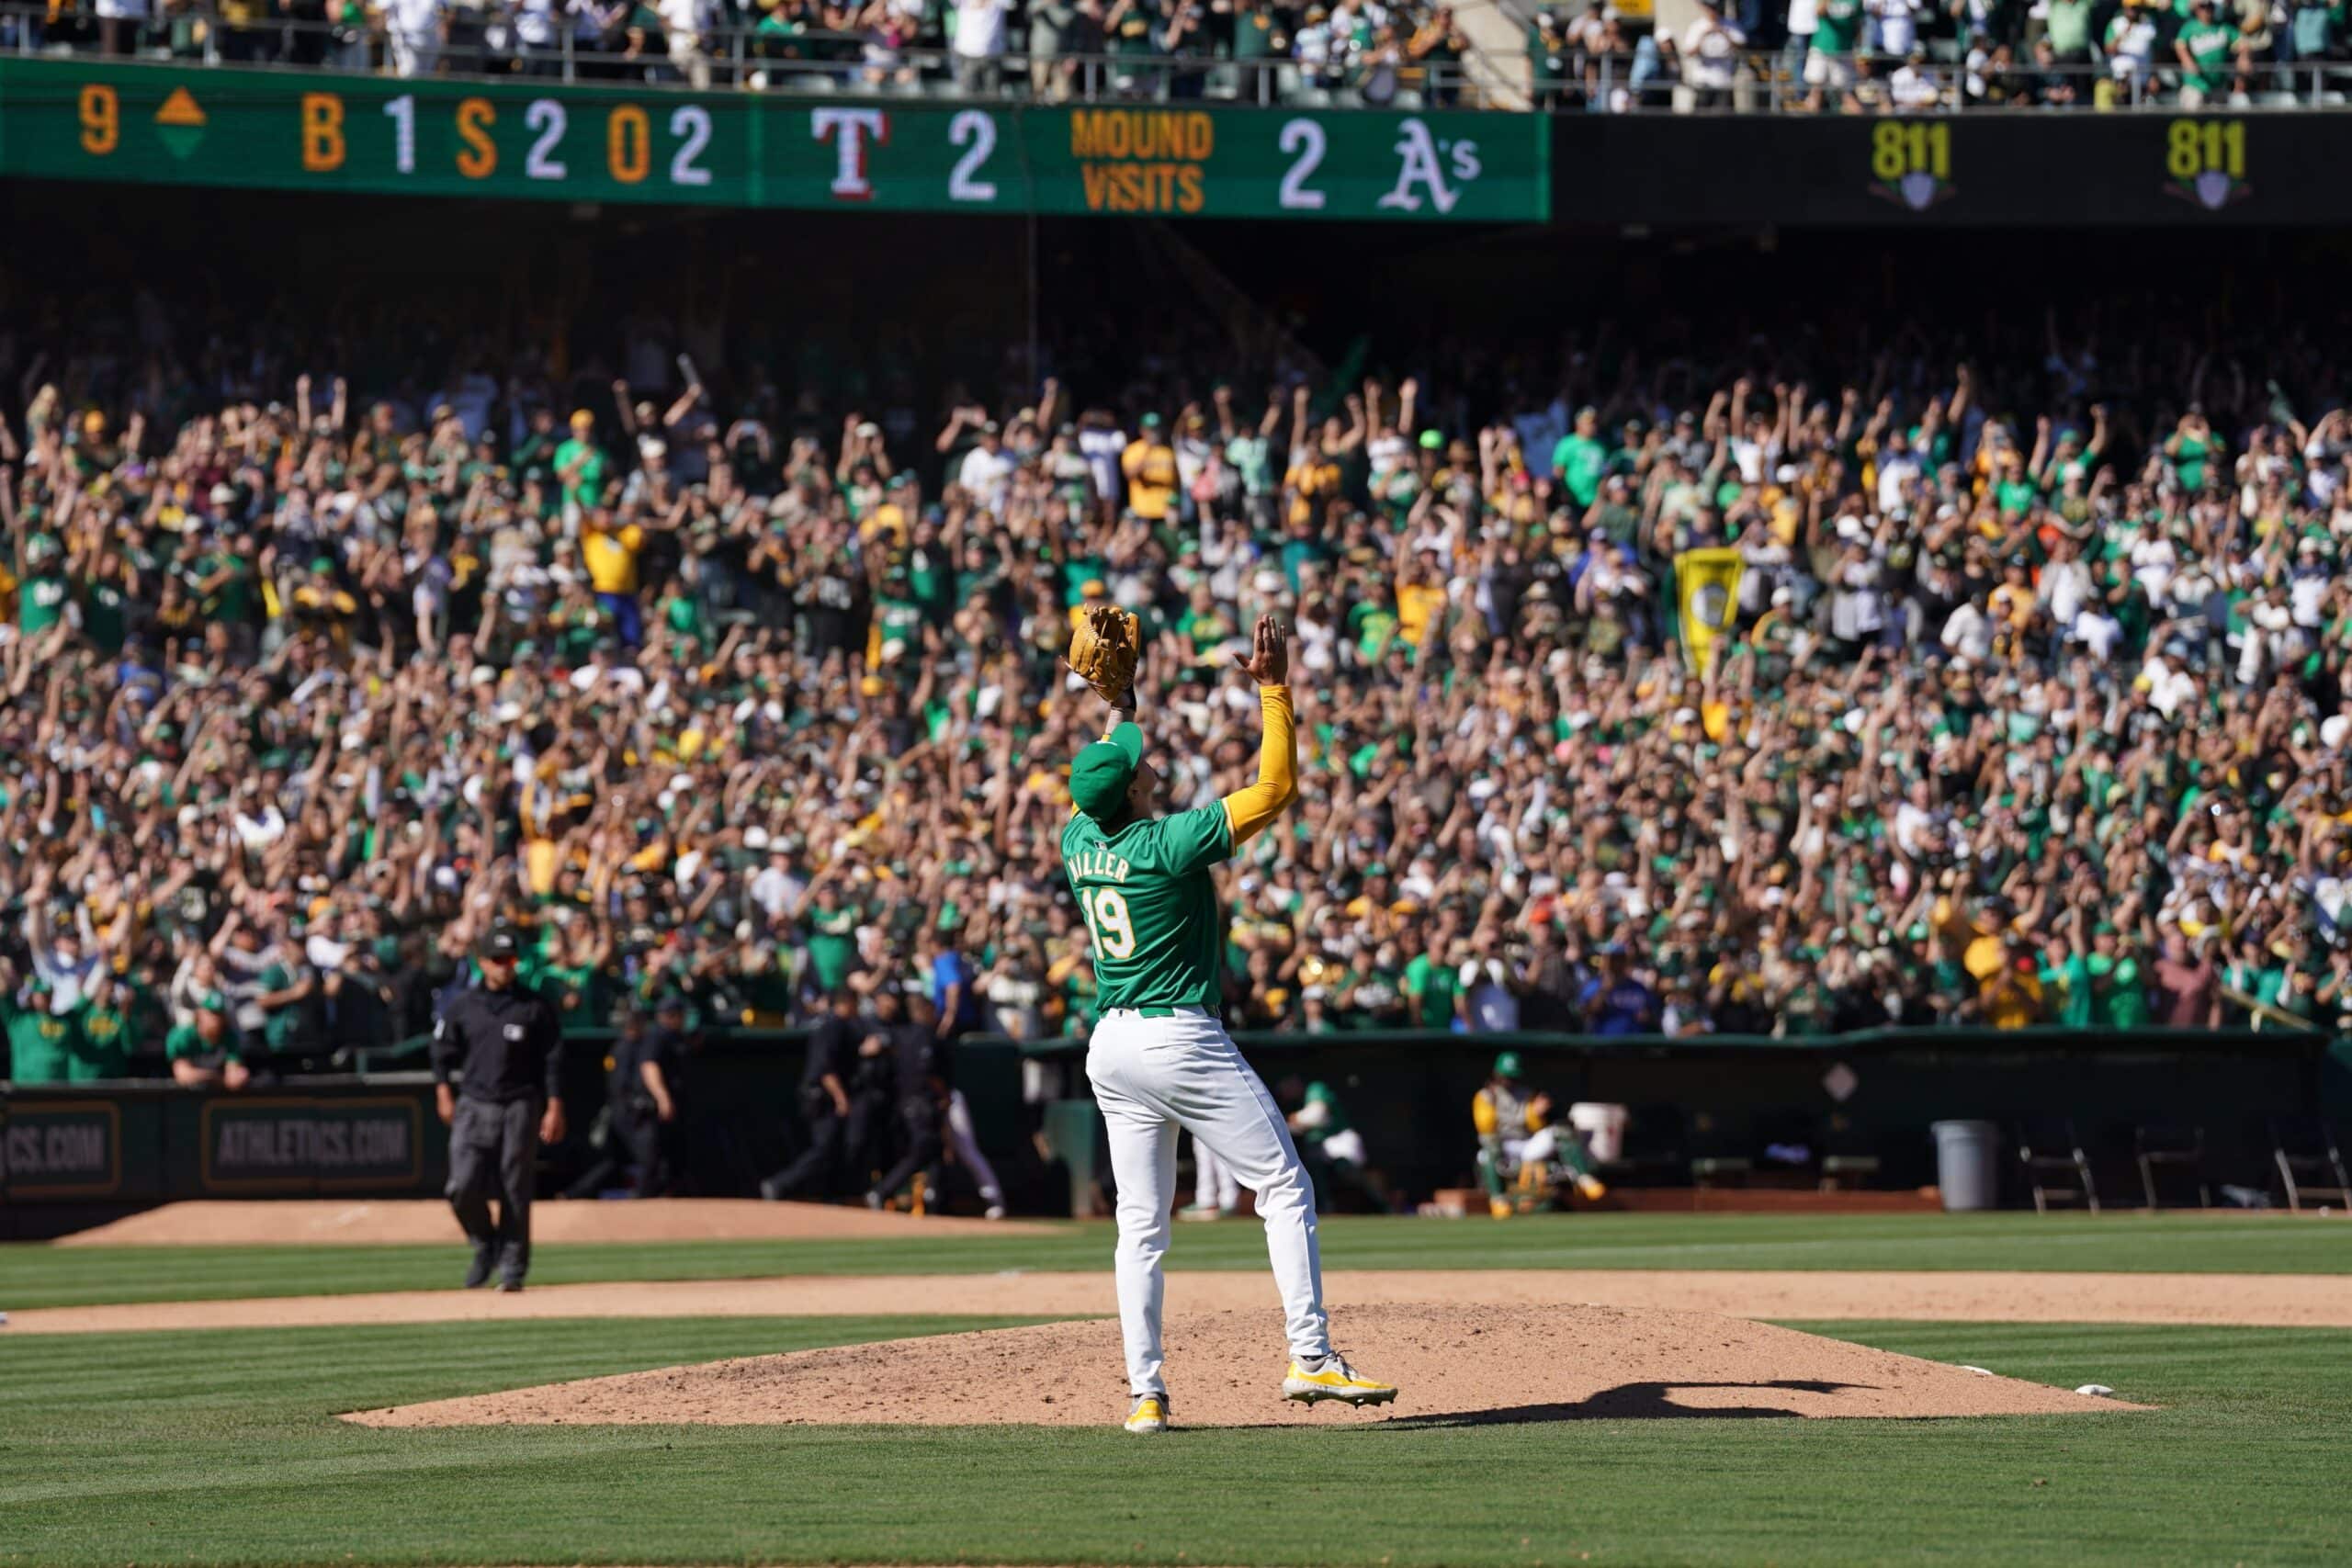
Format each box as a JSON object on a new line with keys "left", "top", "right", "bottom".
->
{"left": 1065, "top": 844, "right": 1135, "bottom": 883}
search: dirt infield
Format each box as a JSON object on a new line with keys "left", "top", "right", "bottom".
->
{"left": 53, "top": 1199, "right": 1045, "bottom": 1247}
{"left": 342, "top": 1303, "right": 2143, "bottom": 1428}
{"left": 14, "top": 1266, "right": 2347, "bottom": 1335}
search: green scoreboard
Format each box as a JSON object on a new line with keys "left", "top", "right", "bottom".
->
{"left": 0, "top": 59, "right": 1550, "bottom": 220}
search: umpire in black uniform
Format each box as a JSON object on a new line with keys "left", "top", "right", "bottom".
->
{"left": 865, "top": 989, "right": 950, "bottom": 1211}
{"left": 432, "top": 924, "right": 566, "bottom": 1292}
{"left": 759, "top": 987, "right": 880, "bottom": 1201}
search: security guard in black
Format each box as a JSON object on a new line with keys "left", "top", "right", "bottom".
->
{"left": 433, "top": 924, "right": 566, "bottom": 1290}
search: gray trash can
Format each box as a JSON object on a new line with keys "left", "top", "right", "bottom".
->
{"left": 1930, "top": 1120, "right": 2002, "bottom": 1212}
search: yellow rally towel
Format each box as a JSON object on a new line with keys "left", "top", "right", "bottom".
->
{"left": 1675, "top": 547, "right": 1745, "bottom": 676}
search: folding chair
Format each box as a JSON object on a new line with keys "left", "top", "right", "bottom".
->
{"left": 2134, "top": 1124, "right": 2210, "bottom": 1210}
{"left": 2269, "top": 1116, "right": 2351, "bottom": 1212}
{"left": 2015, "top": 1117, "right": 2098, "bottom": 1213}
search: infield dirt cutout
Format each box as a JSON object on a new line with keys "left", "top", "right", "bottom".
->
{"left": 342, "top": 1303, "right": 2142, "bottom": 1428}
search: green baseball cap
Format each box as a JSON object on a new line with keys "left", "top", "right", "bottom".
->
{"left": 1069, "top": 722, "right": 1146, "bottom": 823}
{"left": 1493, "top": 1051, "right": 1523, "bottom": 1080}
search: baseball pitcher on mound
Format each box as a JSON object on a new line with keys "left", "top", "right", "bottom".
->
{"left": 1061, "top": 609, "right": 1396, "bottom": 1436}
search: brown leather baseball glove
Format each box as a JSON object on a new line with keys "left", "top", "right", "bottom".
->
{"left": 1068, "top": 604, "right": 1141, "bottom": 705}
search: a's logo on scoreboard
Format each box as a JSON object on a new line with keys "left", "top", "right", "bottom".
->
{"left": 1866, "top": 121, "right": 1954, "bottom": 212}
{"left": 1375, "top": 119, "right": 1480, "bottom": 216}
{"left": 2163, "top": 118, "right": 2250, "bottom": 210}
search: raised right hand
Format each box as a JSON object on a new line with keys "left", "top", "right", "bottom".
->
{"left": 1231, "top": 614, "right": 1288, "bottom": 686}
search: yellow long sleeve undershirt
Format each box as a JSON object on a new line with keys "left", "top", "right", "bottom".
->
{"left": 1222, "top": 684, "right": 1296, "bottom": 847}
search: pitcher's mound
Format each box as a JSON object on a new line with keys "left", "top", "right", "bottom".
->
{"left": 344, "top": 1303, "right": 2143, "bottom": 1428}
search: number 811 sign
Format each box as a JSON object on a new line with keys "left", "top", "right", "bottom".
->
{"left": 2164, "top": 118, "right": 2250, "bottom": 210}
{"left": 1866, "top": 120, "right": 1955, "bottom": 212}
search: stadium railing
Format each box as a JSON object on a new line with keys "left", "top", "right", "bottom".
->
{"left": 1536, "top": 51, "right": 2352, "bottom": 111}
{"left": 0, "top": 3, "right": 1496, "bottom": 109}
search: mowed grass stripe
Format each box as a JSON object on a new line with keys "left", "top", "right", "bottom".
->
{"left": 1, "top": 1317, "right": 2350, "bottom": 1565}
{"left": 0, "top": 1317, "right": 1046, "bottom": 1432}
{"left": 7, "top": 1212, "right": 2348, "bottom": 1309}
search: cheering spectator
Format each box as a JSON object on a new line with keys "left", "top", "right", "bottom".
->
{"left": 386, "top": 0, "right": 450, "bottom": 77}
{"left": 6, "top": 284, "right": 2352, "bottom": 1069}
{"left": 952, "top": 0, "right": 1013, "bottom": 94}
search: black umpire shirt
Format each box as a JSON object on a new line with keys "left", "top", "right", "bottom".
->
{"left": 432, "top": 983, "right": 564, "bottom": 1104}
{"left": 612, "top": 1024, "right": 686, "bottom": 1116}
{"left": 799, "top": 1013, "right": 859, "bottom": 1103}
{"left": 888, "top": 1020, "right": 950, "bottom": 1103}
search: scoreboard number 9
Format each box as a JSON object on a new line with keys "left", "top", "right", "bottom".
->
{"left": 79, "top": 84, "right": 119, "bottom": 155}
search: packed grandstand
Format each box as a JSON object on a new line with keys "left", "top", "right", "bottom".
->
{"left": 7, "top": 0, "right": 2344, "bottom": 111}
{"left": 2, "top": 258, "right": 2346, "bottom": 1089}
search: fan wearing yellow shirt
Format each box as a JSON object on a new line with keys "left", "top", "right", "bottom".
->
{"left": 1282, "top": 382, "right": 1363, "bottom": 527}
{"left": 1121, "top": 413, "right": 1178, "bottom": 522}
{"left": 582, "top": 509, "right": 646, "bottom": 648}
{"left": 1392, "top": 532, "right": 1448, "bottom": 650}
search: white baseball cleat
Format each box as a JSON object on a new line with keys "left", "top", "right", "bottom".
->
{"left": 1283, "top": 1352, "right": 1397, "bottom": 1406}
{"left": 1124, "top": 1393, "right": 1170, "bottom": 1434}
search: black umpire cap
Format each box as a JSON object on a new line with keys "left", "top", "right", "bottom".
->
{"left": 479, "top": 925, "right": 523, "bottom": 962}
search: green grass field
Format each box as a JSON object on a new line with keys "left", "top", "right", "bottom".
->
{"left": 2, "top": 1314, "right": 2348, "bottom": 1567}
{"left": 5, "top": 1212, "right": 2345, "bottom": 1310}
{"left": 5, "top": 1214, "right": 2349, "bottom": 1567}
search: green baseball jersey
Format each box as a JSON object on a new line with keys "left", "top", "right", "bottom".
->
{"left": 1061, "top": 804, "right": 1233, "bottom": 1010}
{"left": 806, "top": 903, "right": 862, "bottom": 991}
{"left": 72, "top": 991, "right": 138, "bottom": 1080}
{"left": 6, "top": 1003, "right": 75, "bottom": 1084}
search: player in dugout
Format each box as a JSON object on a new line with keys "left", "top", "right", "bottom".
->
{"left": 1475, "top": 1051, "right": 1607, "bottom": 1219}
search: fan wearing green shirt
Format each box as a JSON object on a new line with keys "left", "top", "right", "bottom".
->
{"left": 1062, "top": 615, "right": 1394, "bottom": 1435}
{"left": 1401, "top": 936, "right": 1461, "bottom": 1028}
{"left": 1549, "top": 406, "right": 1608, "bottom": 511}
{"left": 1215, "top": 385, "right": 1283, "bottom": 527}
{"left": 2039, "top": 908, "right": 2144, "bottom": 1029}
{"left": 1804, "top": 0, "right": 1863, "bottom": 106}
{"left": 4, "top": 977, "right": 74, "bottom": 1084}
{"left": 554, "top": 409, "right": 611, "bottom": 518}
{"left": 2175, "top": 0, "right": 2239, "bottom": 101}
{"left": 17, "top": 533, "right": 70, "bottom": 637}
{"left": 71, "top": 970, "right": 140, "bottom": 1080}
{"left": 803, "top": 879, "right": 864, "bottom": 995}
{"left": 2165, "top": 409, "right": 2221, "bottom": 491}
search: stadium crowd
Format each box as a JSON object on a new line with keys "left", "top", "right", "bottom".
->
{"left": 4, "top": 0, "right": 1476, "bottom": 106}
{"left": 3, "top": 299, "right": 2350, "bottom": 1089}
{"left": 11, "top": 0, "right": 2347, "bottom": 110}
{"left": 1532, "top": 0, "right": 2352, "bottom": 113}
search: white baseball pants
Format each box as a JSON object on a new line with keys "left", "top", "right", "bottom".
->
{"left": 1504, "top": 1128, "right": 1560, "bottom": 1169}
{"left": 944, "top": 1089, "right": 1003, "bottom": 1207}
{"left": 1087, "top": 1006, "right": 1331, "bottom": 1398}
{"left": 1193, "top": 1137, "right": 1240, "bottom": 1212}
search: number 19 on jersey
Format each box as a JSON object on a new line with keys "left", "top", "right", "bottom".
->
{"left": 1080, "top": 888, "right": 1136, "bottom": 958}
